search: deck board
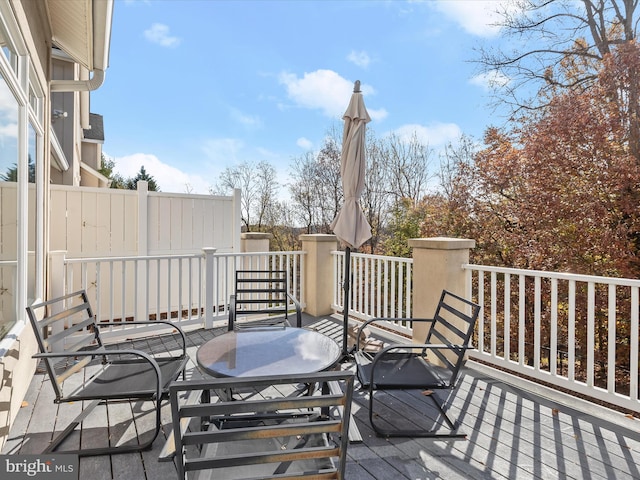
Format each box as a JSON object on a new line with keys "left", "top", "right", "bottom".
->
{"left": 4, "top": 314, "right": 640, "bottom": 480}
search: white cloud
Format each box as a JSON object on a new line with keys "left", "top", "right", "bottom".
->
{"left": 201, "top": 138, "right": 244, "bottom": 165}
{"left": 297, "top": 137, "right": 313, "bottom": 150}
{"left": 469, "top": 70, "right": 510, "bottom": 91}
{"left": 278, "top": 69, "right": 387, "bottom": 123}
{"left": 0, "top": 122, "right": 17, "bottom": 140}
{"left": 392, "top": 122, "right": 462, "bottom": 147}
{"left": 367, "top": 107, "right": 388, "bottom": 122}
{"left": 279, "top": 69, "right": 352, "bottom": 118}
{"left": 347, "top": 50, "right": 371, "bottom": 68}
{"left": 431, "top": 0, "right": 516, "bottom": 38}
{"left": 230, "top": 108, "right": 262, "bottom": 128}
{"left": 144, "top": 23, "right": 181, "bottom": 47}
{"left": 110, "top": 152, "right": 210, "bottom": 194}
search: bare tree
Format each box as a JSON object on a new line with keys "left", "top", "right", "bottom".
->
{"left": 362, "top": 133, "right": 392, "bottom": 253}
{"left": 289, "top": 152, "right": 321, "bottom": 233}
{"left": 315, "top": 128, "right": 343, "bottom": 230}
{"left": 478, "top": 1, "right": 638, "bottom": 104}
{"left": 254, "top": 161, "right": 277, "bottom": 230}
{"left": 213, "top": 160, "right": 278, "bottom": 231}
{"left": 288, "top": 128, "right": 342, "bottom": 234}
{"left": 383, "top": 132, "right": 435, "bottom": 205}
{"left": 478, "top": 0, "right": 640, "bottom": 159}
{"left": 439, "top": 134, "right": 477, "bottom": 203}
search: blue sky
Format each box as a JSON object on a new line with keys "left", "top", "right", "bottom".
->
{"left": 92, "top": 0, "right": 513, "bottom": 194}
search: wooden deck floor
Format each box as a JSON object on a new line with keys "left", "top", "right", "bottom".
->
{"left": 4, "top": 315, "right": 640, "bottom": 480}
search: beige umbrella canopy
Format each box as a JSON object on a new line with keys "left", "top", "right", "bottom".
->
{"left": 331, "top": 80, "right": 372, "bottom": 249}
{"left": 331, "top": 80, "right": 372, "bottom": 357}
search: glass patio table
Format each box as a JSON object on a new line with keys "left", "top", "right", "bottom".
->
{"left": 196, "top": 326, "right": 341, "bottom": 377}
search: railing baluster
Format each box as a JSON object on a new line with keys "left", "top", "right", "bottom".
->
{"left": 109, "top": 260, "right": 114, "bottom": 323}
{"left": 491, "top": 271, "right": 497, "bottom": 358}
{"left": 631, "top": 286, "right": 639, "bottom": 402}
{"left": 587, "top": 281, "right": 595, "bottom": 388}
{"left": 504, "top": 273, "right": 510, "bottom": 362}
{"left": 155, "top": 258, "right": 160, "bottom": 322}
{"left": 550, "top": 278, "right": 558, "bottom": 377}
{"left": 568, "top": 280, "right": 576, "bottom": 382}
{"left": 608, "top": 284, "right": 616, "bottom": 394}
{"left": 534, "top": 276, "right": 541, "bottom": 372}
{"left": 518, "top": 274, "right": 525, "bottom": 367}
{"left": 406, "top": 260, "right": 412, "bottom": 319}
{"left": 376, "top": 258, "right": 382, "bottom": 317}
{"left": 477, "top": 270, "right": 484, "bottom": 353}
{"left": 121, "top": 259, "right": 126, "bottom": 324}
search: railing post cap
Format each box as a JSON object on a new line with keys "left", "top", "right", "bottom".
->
{"left": 299, "top": 234, "right": 338, "bottom": 243}
{"left": 408, "top": 237, "right": 476, "bottom": 250}
{"left": 240, "top": 232, "right": 273, "bottom": 240}
{"left": 202, "top": 247, "right": 217, "bottom": 254}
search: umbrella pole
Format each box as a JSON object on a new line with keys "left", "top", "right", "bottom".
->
{"left": 342, "top": 247, "right": 351, "bottom": 357}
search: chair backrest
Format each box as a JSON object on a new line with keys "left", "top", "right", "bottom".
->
{"left": 170, "top": 370, "right": 354, "bottom": 480}
{"left": 26, "top": 290, "right": 103, "bottom": 400}
{"left": 424, "top": 290, "right": 481, "bottom": 381}
{"left": 233, "top": 269, "right": 293, "bottom": 319}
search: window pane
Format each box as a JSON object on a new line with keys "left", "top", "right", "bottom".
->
{"left": 0, "top": 22, "right": 17, "bottom": 75}
{"left": 27, "top": 122, "right": 37, "bottom": 304}
{"left": 0, "top": 70, "right": 19, "bottom": 338}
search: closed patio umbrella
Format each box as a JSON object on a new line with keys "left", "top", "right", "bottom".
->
{"left": 331, "top": 80, "right": 372, "bottom": 357}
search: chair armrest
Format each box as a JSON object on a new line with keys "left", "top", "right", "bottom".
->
{"left": 365, "top": 343, "right": 470, "bottom": 389}
{"left": 374, "top": 343, "right": 468, "bottom": 357}
{"left": 228, "top": 294, "right": 237, "bottom": 331}
{"left": 96, "top": 320, "right": 187, "bottom": 357}
{"left": 354, "top": 318, "right": 435, "bottom": 352}
{"left": 286, "top": 292, "right": 302, "bottom": 328}
{"left": 33, "top": 349, "right": 163, "bottom": 399}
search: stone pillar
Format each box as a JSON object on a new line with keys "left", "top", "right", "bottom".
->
{"left": 409, "top": 237, "right": 475, "bottom": 342}
{"left": 300, "top": 234, "right": 338, "bottom": 316}
{"left": 240, "top": 232, "right": 272, "bottom": 253}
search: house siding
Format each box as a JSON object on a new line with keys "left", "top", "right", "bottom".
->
{"left": 0, "top": 0, "right": 113, "bottom": 450}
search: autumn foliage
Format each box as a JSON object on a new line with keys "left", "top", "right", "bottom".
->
{"left": 412, "top": 42, "right": 640, "bottom": 392}
{"left": 436, "top": 42, "right": 640, "bottom": 280}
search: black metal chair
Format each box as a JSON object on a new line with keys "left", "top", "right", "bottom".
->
{"left": 25, "top": 289, "right": 189, "bottom": 456}
{"left": 228, "top": 269, "right": 302, "bottom": 330}
{"left": 169, "top": 370, "right": 354, "bottom": 480}
{"left": 354, "top": 289, "right": 481, "bottom": 438}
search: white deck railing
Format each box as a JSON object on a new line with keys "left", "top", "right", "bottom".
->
{"left": 58, "top": 248, "right": 639, "bottom": 413}
{"left": 61, "top": 250, "right": 306, "bottom": 340}
{"left": 332, "top": 250, "right": 413, "bottom": 335}
{"left": 463, "top": 264, "right": 640, "bottom": 413}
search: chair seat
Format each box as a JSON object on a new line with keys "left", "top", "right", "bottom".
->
{"left": 355, "top": 351, "right": 453, "bottom": 390}
{"left": 71, "top": 356, "right": 188, "bottom": 401}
